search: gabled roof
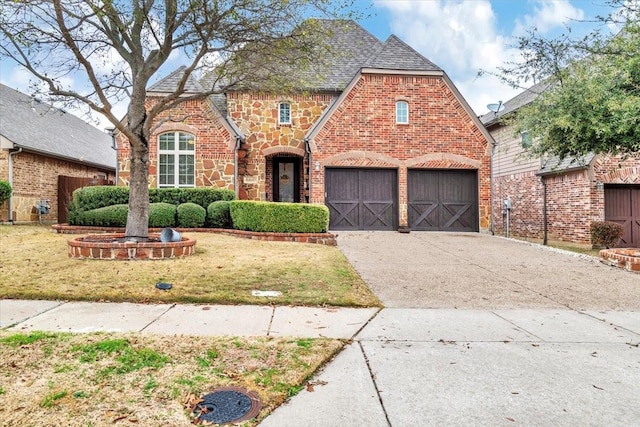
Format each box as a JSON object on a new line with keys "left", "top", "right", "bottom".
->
{"left": 148, "top": 66, "right": 204, "bottom": 94}
{"left": 0, "top": 84, "right": 116, "bottom": 170}
{"left": 365, "top": 35, "right": 441, "bottom": 72}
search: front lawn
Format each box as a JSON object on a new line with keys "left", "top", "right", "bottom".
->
{"left": 0, "top": 330, "right": 343, "bottom": 426}
{"left": 0, "top": 225, "right": 380, "bottom": 307}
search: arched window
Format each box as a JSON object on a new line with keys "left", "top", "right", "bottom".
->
{"left": 396, "top": 100, "right": 409, "bottom": 124}
{"left": 158, "top": 131, "right": 195, "bottom": 187}
{"left": 279, "top": 102, "right": 291, "bottom": 125}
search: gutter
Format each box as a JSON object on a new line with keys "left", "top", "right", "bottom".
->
{"left": 8, "top": 147, "right": 23, "bottom": 222}
{"left": 541, "top": 176, "right": 548, "bottom": 245}
{"left": 234, "top": 137, "right": 241, "bottom": 199}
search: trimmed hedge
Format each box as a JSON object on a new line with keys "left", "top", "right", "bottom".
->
{"left": 177, "top": 203, "right": 206, "bottom": 228}
{"left": 207, "top": 200, "right": 232, "bottom": 228}
{"left": 68, "top": 186, "right": 235, "bottom": 225}
{"left": 149, "top": 203, "right": 177, "bottom": 228}
{"left": 230, "top": 200, "right": 329, "bottom": 233}
{"left": 73, "top": 204, "right": 129, "bottom": 227}
{"left": 591, "top": 221, "right": 623, "bottom": 248}
{"left": 70, "top": 186, "right": 235, "bottom": 212}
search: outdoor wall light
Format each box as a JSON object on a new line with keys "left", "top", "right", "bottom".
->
{"left": 314, "top": 161, "right": 320, "bottom": 171}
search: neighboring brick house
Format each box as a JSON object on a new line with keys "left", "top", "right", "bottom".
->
{"left": 481, "top": 85, "right": 640, "bottom": 247}
{"left": 117, "top": 20, "right": 493, "bottom": 232}
{"left": 0, "top": 84, "right": 116, "bottom": 223}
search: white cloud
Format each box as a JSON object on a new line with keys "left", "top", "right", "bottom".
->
{"left": 513, "top": 0, "right": 585, "bottom": 35}
{"left": 374, "top": 0, "right": 521, "bottom": 114}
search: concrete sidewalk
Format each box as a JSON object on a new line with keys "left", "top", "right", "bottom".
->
{"left": 0, "top": 299, "right": 378, "bottom": 339}
{"left": 260, "top": 308, "right": 640, "bottom": 427}
{"left": 3, "top": 299, "right": 639, "bottom": 426}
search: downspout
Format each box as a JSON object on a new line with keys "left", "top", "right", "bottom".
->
{"left": 490, "top": 141, "right": 496, "bottom": 235}
{"left": 8, "top": 147, "right": 23, "bottom": 223}
{"left": 234, "top": 137, "right": 241, "bottom": 199}
{"left": 305, "top": 138, "right": 312, "bottom": 204}
{"left": 542, "top": 176, "right": 548, "bottom": 245}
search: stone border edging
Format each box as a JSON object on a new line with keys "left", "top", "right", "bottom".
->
{"left": 52, "top": 224, "right": 337, "bottom": 246}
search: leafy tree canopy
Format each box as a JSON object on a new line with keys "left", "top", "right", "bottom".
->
{"left": 0, "top": 0, "right": 356, "bottom": 238}
{"left": 493, "top": 0, "right": 640, "bottom": 159}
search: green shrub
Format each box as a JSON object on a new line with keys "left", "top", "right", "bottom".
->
{"left": 590, "top": 221, "right": 624, "bottom": 248}
{"left": 149, "top": 203, "right": 177, "bottom": 228}
{"left": 74, "top": 204, "right": 128, "bottom": 227}
{"left": 176, "top": 203, "right": 206, "bottom": 228}
{"left": 0, "top": 180, "right": 12, "bottom": 204}
{"left": 71, "top": 186, "right": 130, "bottom": 211}
{"left": 207, "top": 200, "right": 232, "bottom": 228}
{"left": 230, "top": 201, "right": 329, "bottom": 233}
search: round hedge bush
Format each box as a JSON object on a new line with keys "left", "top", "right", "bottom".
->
{"left": 177, "top": 202, "right": 206, "bottom": 228}
{"left": 149, "top": 203, "right": 177, "bottom": 228}
{"left": 0, "top": 180, "right": 12, "bottom": 204}
{"left": 207, "top": 200, "right": 232, "bottom": 228}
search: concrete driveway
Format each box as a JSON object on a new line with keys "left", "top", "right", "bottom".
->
{"left": 336, "top": 231, "right": 640, "bottom": 310}
{"left": 260, "top": 232, "right": 640, "bottom": 426}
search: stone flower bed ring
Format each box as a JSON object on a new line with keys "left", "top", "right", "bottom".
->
{"left": 68, "top": 230, "right": 196, "bottom": 260}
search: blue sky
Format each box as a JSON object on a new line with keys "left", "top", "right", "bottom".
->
{"left": 0, "top": 0, "right": 617, "bottom": 129}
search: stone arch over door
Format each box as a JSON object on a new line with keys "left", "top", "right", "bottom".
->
{"left": 263, "top": 147, "right": 306, "bottom": 203}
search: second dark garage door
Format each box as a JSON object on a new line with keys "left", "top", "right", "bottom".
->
{"left": 408, "top": 169, "right": 479, "bottom": 232}
{"left": 325, "top": 168, "right": 398, "bottom": 231}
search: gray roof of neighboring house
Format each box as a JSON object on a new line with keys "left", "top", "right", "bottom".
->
{"left": 0, "top": 84, "right": 116, "bottom": 170}
{"left": 538, "top": 153, "right": 596, "bottom": 175}
{"left": 479, "top": 80, "right": 550, "bottom": 126}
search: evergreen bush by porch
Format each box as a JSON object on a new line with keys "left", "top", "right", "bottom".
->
{"left": 207, "top": 200, "right": 232, "bottom": 228}
{"left": 149, "top": 203, "right": 177, "bottom": 228}
{"left": 176, "top": 203, "right": 206, "bottom": 228}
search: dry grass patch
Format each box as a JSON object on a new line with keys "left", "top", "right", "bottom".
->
{"left": 0, "top": 330, "right": 344, "bottom": 426}
{"left": 0, "top": 225, "right": 380, "bottom": 307}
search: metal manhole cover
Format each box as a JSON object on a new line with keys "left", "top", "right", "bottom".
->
{"left": 191, "top": 386, "right": 262, "bottom": 425}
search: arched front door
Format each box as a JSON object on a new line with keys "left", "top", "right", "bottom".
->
{"left": 273, "top": 157, "right": 301, "bottom": 203}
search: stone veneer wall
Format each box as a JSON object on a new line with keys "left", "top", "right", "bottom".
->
{"left": 312, "top": 74, "right": 491, "bottom": 229}
{"left": 116, "top": 97, "right": 235, "bottom": 190}
{"left": 1, "top": 150, "right": 114, "bottom": 223}
{"left": 226, "top": 92, "right": 334, "bottom": 201}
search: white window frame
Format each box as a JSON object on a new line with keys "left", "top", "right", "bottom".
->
{"left": 396, "top": 100, "right": 409, "bottom": 124}
{"left": 279, "top": 102, "right": 291, "bottom": 125}
{"left": 158, "top": 131, "right": 195, "bottom": 188}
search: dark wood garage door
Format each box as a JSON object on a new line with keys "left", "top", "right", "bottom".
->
{"left": 408, "top": 169, "right": 478, "bottom": 232}
{"left": 605, "top": 185, "right": 640, "bottom": 247}
{"left": 325, "top": 168, "right": 397, "bottom": 231}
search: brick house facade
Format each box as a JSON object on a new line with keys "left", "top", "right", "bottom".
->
{"left": 0, "top": 84, "right": 116, "bottom": 223}
{"left": 117, "top": 20, "right": 493, "bottom": 232}
{"left": 482, "top": 88, "right": 640, "bottom": 247}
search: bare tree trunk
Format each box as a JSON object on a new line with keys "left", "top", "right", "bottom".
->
{"left": 125, "top": 139, "right": 150, "bottom": 240}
